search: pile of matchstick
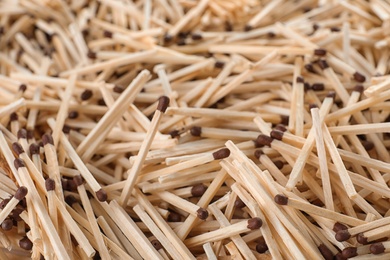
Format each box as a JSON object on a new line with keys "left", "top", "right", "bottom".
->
{"left": 1, "top": 0, "right": 390, "bottom": 259}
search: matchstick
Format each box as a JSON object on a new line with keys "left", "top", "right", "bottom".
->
{"left": 0, "top": 186, "right": 27, "bottom": 224}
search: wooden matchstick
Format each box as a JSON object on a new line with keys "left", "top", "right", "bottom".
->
{"left": 0, "top": 186, "right": 27, "bottom": 224}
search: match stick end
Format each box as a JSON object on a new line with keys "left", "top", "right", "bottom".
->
{"left": 12, "top": 142, "right": 24, "bottom": 155}
{"left": 318, "top": 60, "right": 329, "bottom": 70}
{"left": 42, "top": 134, "right": 54, "bottom": 146}
{"left": 190, "top": 126, "right": 202, "bottom": 136}
{"left": 17, "top": 129, "right": 27, "bottom": 139}
{"left": 14, "top": 186, "right": 28, "bottom": 200}
{"left": 45, "top": 178, "right": 55, "bottom": 191}
{"left": 73, "top": 175, "right": 84, "bottom": 186}
{"left": 1, "top": 218, "right": 13, "bottom": 231}
{"left": 29, "top": 143, "right": 40, "bottom": 155}
{"left": 296, "top": 76, "right": 304, "bottom": 83}
{"left": 332, "top": 222, "right": 348, "bottom": 232}
{"left": 19, "top": 237, "right": 33, "bottom": 250}
{"left": 14, "top": 158, "right": 25, "bottom": 169}
{"left": 274, "top": 194, "right": 288, "bottom": 205}
{"left": 353, "top": 72, "right": 366, "bottom": 83}
{"left": 314, "top": 48, "right": 327, "bottom": 56}
{"left": 353, "top": 85, "right": 364, "bottom": 93}
{"left": 191, "top": 184, "right": 207, "bottom": 197}
{"left": 318, "top": 244, "right": 334, "bottom": 260}
{"left": 157, "top": 96, "right": 170, "bottom": 113}
{"left": 196, "top": 208, "right": 209, "bottom": 220}
{"left": 254, "top": 149, "right": 263, "bottom": 159}
{"left": 96, "top": 189, "right": 108, "bottom": 202}
{"left": 212, "top": 148, "right": 230, "bottom": 160}
{"left": 247, "top": 217, "right": 262, "bottom": 229}
{"left": 255, "top": 135, "right": 273, "bottom": 147}
{"left": 151, "top": 240, "right": 163, "bottom": 250}
{"left": 244, "top": 25, "right": 252, "bottom": 31}
{"left": 342, "top": 247, "right": 357, "bottom": 259}
{"left": 270, "top": 130, "right": 284, "bottom": 141}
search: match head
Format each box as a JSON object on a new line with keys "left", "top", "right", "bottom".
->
{"left": 255, "top": 237, "right": 268, "bottom": 253}
{"left": 19, "top": 236, "right": 33, "bottom": 250}
{"left": 254, "top": 149, "right": 263, "bottom": 159}
{"left": 370, "top": 242, "right": 385, "bottom": 255}
{"left": 333, "top": 222, "right": 348, "bottom": 232}
{"left": 296, "top": 76, "right": 304, "bottom": 83}
{"left": 17, "top": 129, "right": 27, "bottom": 139}
{"left": 96, "top": 189, "right": 108, "bottom": 202}
{"left": 353, "top": 72, "right": 366, "bottom": 83}
{"left": 311, "top": 83, "right": 325, "bottom": 91}
{"left": 318, "top": 60, "right": 329, "bottom": 70}
{"left": 167, "top": 212, "right": 181, "bottom": 222}
{"left": 255, "top": 134, "right": 273, "bottom": 147}
{"left": 353, "top": 85, "right": 364, "bottom": 93}
{"left": 191, "top": 33, "right": 203, "bottom": 40}
{"left": 342, "top": 247, "right": 357, "bottom": 258}
{"left": 196, "top": 208, "right": 209, "bottom": 220}
{"left": 65, "top": 195, "right": 77, "bottom": 206}
{"left": 190, "top": 126, "right": 202, "bottom": 136}
{"left": 10, "top": 112, "right": 18, "bottom": 121}
{"left": 356, "top": 233, "right": 368, "bottom": 245}
{"left": 335, "top": 230, "right": 351, "bottom": 242}
{"left": 274, "top": 194, "right": 288, "bottom": 205}
{"left": 42, "top": 134, "right": 54, "bottom": 146}
{"left": 270, "top": 130, "right": 284, "bottom": 141}
{"left": 191, "top": 184, "right": 207, "bottom": 197}
{"left": 73, "top": 175, "right": 84, "bottom": 187}
{"left": 274, "top": 124, "right": 287, "bottom": 132}
{"left": 212, "top": 148, "right": 230, "bottom": 160}
{"left": 19, "top": 84, "right": 27, "bottom": 92}
{"left": 305, "top": 63, "right": 316, "bottom": 73}
{"left": 1, "top": 218, "right": 13, "bottom": 231}
{"left": 29, "top": 143, "right": 40, "bottom": 155}
{"left": 244, "top": 24, "right": 253, "bottom": 31}
{"left": 45, "top": 178, "right": 55, "bottom": 192}
{"left": 157, "top": 96, "right": 170, "bottom": 113}
{"left": 151, "top": 240, "right": 163, "bottom": 250}
{"left": 80, "top": 89, "right": 93, "bottom": 100}
{"left": 318, "top": 244, "right": 334, "bottom": 260}
{"left": 14, "top": 158, "right": 25, "bottom": 169}
{"left": 12, "top": 142, "right": 24, "bottom": 155}
{"left": 247, "top": 217, "right": 262, "bottom": 230}
{"left": 314, "top": 48, "right": 327, "bottom": 56}
{"left": 234, "top": 198, "right": 246, "bottom": 208}
{"left": 14, "top": 186, "right": 28, "bottom": 200}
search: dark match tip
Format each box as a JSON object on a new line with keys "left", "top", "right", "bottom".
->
{"left": 14, "top": 186, "right": 28, "bottom": 200}
{"left": 334, "top": 252, "right": 346, "bottom": 260}
{"left": 151, "top": 240, "right": 163, "bottom": 250}
{"left": 353, "top": 72, "right": 366, "bottom": 83}
{"left": 214, "top": 61, "right": 225, "bottom": 69}
{"left": 45, "top": 178, "right": 55, "bottom": 192}
{"left": 362, "top": 140, "right": 374, "bottom": 151}
{"left": 314, "top": 49, "right": 327, "bottom": 56}
{"left": 212, "top": 148, "right": 230, "bottom": 160}
{"left": 73, "top": 175, "right": 84, "bottom": 187}
{"left": 0, "top": 198, "right": 10, "bottom": 209}
{"left": 191, "top": 184, "right": 207, "bottom": 197}
{"left": 27, "top": 130, "right": 34, "bottom": 140}
{"left": 19, "top": 84, "right": 27, "bottom": 92}
{"left": 96, "top": 189, "right": 107, "bottom": 202}
{"left": 280, "top": 115, "right": 289, "bottom": 125}
{"left": 318, "top": 60, "right": 329, "bottom": 70}
{"left": 244, "top": 25, "right": 252, "bottom": 31}
{"left": 169, "top": 130, "right": 180, "bottom": 138}
{"left": 254, "top": 149, "right": 263, "bottom": 159}
{"left": 68, "top": 111, "right": 79, "bottom": 119}
{"left": 309, "top": 103, "right": 319, "bottom": 110}
{"left": 256, "top": 237, "right": 268, "bottom": 253}
{"left": 274, "top": 124, "right": 287, "bottom": 132}
{"left": 335, "top": 230, "right": 351, "bottom": 242}
{"left": 333, "top": 222, "right": 348, "bottom": 233}
{"left": 196, "top": 208, "right": 209, "bottom": 220}
{"left": 330, "top": 27, "right": 340, "bottom": 32}
{"left": 14, "top": 158, "right": 25, "bottom": 169}
{"left": 357, "top": 233, "right": 368, "bottom": 245}
{"left": 326, "top": 91, "right": 336, "bottom": 99}
{"left": 163, "top": 33, "right": 173, "bottom": 43}
{"left": 353, "top": 85, "right": 364, "bottom": 93}
{"left": 167, "top": 212, "right": 181, "bottom": 222}
{"left": 65, "top": 195, "right": 77, "bottom": 206}
{"left": 318, "top": 244, "right": 334, "bottom": 260}
{"left": 190, "top": 126, "right": 202, "bottom": 136}
{"left": 270, "top": 130, "right": 284, "bottom": 141}
{"left": 10, "top": 112, "right": 18, "bottom": 121}
{"left": 19, "top": 236, "right": 33, "bottom": 250}
{"left": 103, "top": 30, "right": 113, "bottom": 38}
{"left": 305, "top": 63, "right": 316, "bottom": 73}
{"left": 191, "top": 33, "right": 203, "bottom": 40}
{"left": 304, "top": 82, "right": 310, "bottom": 92}
{"left": 42, "top": 134, "right": 54, "bottom": 146}
{"left": 273, "top": 160, "right": 284, "bottom": 170}
{"left": 274, "top": 194, "right": 288, "bottom": 205}
{"left": 370, "top": 242, "right": 385, "bottom": 254}
{"left": 113, "top": 85, "right": 124, "bottom": 94}
{"left": 234, "top": 198, "right": 246, "bottom": 208}
{"left": 157, "top": 96, "right": 170, "bottom": 113}
{"left": 87, "top": 50, "right": 97, "bottom": 59}
{"left": 255, "top": 135, "right": 273, "bottom": 147}
{"left": 311, "top": 83, "right": 325, "bottom": 91}
{"left": 17, "top": 129, "right": 27, "bottom": 139}
{"left": 29, "top": 143, "right": 40, "bottom": 155}
{"left": 12, "top": 142, "right": 24, "bottom": 155}
{"left": 81, "top": 89, "right": 93, "bottom": 100}
{"left": 247, "top": 217, "right": 262, "bottom": 230}
{"left": 1, "top": 218, "right": 13, "bottom": 231}
{"left": 342, "top": 247, "right": 357, "bottom": 258}
{"left": 296, "top": 76, "right": 304, "bottom": 83}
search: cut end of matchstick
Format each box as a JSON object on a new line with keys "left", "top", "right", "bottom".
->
{"left": 17, "top": 129, "right": 27, "bottom": 139}
{"left": 29, "top": 143, "right": 40, "bottom": 155}
{"left": 14, "top": 186, "right": 28, "bottom": 200}
{"left": 370, "top": 242, "right": 385, "bottom": 255}
{"left": 255, "top": 134, "right": 274, "bottom": 147}
{"left": 45, "top": 178, "right": 55, "bottom": 191}
{"left": 12, "top": 142, "right": 24, "bottom": 155}
{"left": 318, "top": 244, "right": 334, "bottom": 260}
{"left": 14, "top": 158, "right": 25, "bottom": 169}
{"left": 191, "top": 184, "right": 207, "bottom": 197}
{"left": 196, "top": 208, "right": 209, "bottom": 220}
{"left": 42, "top": 134, "right": 54, "bottom": 146}
{"left": 212, "top": 148, "right": 231, "bottom": 160}
{"left": 151, "top": 240, "right": 163, "bottom": 250}
{"left": 356, "top": 233, "right": 368, "bottom": 245}
{"left": 274, "top": 194, "right": 288, "bottom": 205}
{"left": 353, "top": 72, "right": 366, "bottom": 83}
{"left": 96, "top": 189, "right": 108, "bottom": 202}
{"left": 247, "top": 217, "right": 263, "bottom": 230}
{"left": 157, "top": 96, "right": 170, "bottom": 113}
{"left": 270, "top": 130, "right": 284, "bottom": 141}
{"left": 190, "top": 126, "right": 202, "bottom": 136}
{"left": 342, "top": 247, "right": 357, "bottom": 258}
{"left": 335, "top": 230, "right": 351, "bottom": 242}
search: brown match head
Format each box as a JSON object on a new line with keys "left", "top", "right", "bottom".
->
{"left": 29, "top": 143, "right": 40, "bottom": 155}
{"left": 42, "top": 134, "right": 54, "bottom": 146}
{"left": 0, "top": 198, "right": 10, "bottom": 209}
{"left": 45, "top": 178, "right": 55, "bottom": 192}
{"left": 214, "top": 61, "right": 225, "bottom": 69}
{"left": 255, "top": 135, "right": 273, "bottom": 147}
{"left": 12, "top": 142, "right": 24, "bottom": 155}
{"left": 163, "top": 33, "right": 173, "bottom": 43}
{"left": 356, "top": 233, "right": 368, "bottom": 245}
{"left": 96, "top": 189, "right": 108, "bottom": 202}
{"left": 191, "top": 33, "right": 203, "bottom": 40}
{"left": 254, "top": 149, "right": 263, "bottom": 159}
{"left": 103, "top": 30, "right": 113, "bottom": 38}
{"left": 334, "top": 252, "right": 346, "bottom": 260}
{"left": 314, "top": 49, "right": 327, "bottom": 56}
{"left": 353, "top": 72, "right": 366, "bottom": 83}
{"left": 326, "top": 91, "right": 336, "bottom": 99}
{"left": 14, "top": 158, "right": 25, "bottom": 169}
{"left": 167, "top": 212, "right": 181, "bottom": 222}
{"left": 273, "top": 160, "right": 284, "bottom": 170}
{"left": 190, "top": 126, "right": 202, "bottom": 136}
{"left": 169, "top": 130, "right": 180, "bottom": 138}
{"left": 244, "top": 24, "right": 252, "bottom": 31}
{"left": 73, "top": 175, "right": 84, "bottom": 186}
{"left": 1, "top": 218, "right": 13, "bottom": 231}
{"left": 19, "top": 236, "right": 33, "bottom": 250}
{"left": 87, "top": 50, "right": 97, "bottom": 59}
{"left": 191, "top": 184, "right": 207, "bottom": 197}
{"left": 65, "top": 195, "right": 77, "bottom": 206}
{"left": 318, "top": 60, "right": 329, "bottom": 70}
{"left": 370, "top": 242, "right": 385, "bottom": 255}
{"left": 113, "top": 85, "right": 124, "bottom": 93}
{"left": 19, "top": 84, "right": 27, "bottom": 92}
{"left": 362, "top": 140, "right": 374, "bottom": 151}
{"left": 280, "top": 115, "right": 289, "bottom": 125}
{"left": 305, "top": 63, "right": 316, "bottom": 73}
{"left": 247, "top": 217, "right": 262, "bottom": 230}
{"left": 17, "top": 129, "right": 27, "bottom": 139}
{"left": 212, "top": 148, "right": 230, "bottom": 160}
{"left": 270, "top": 130, "right": 284, "bottom": 141}
{"left": 27, "top": 130, "right": 34, "bottom": 140}
{"left": 296, "top": 76, "right": 304, "bottom": 83}
{"left": 318, "top": 244, "right": 334, "bottom": 260}
{"left": 157, "top": 96, "right": 170, "bottom": 113}
{"left": 274, "top": 124, "right": 287, "bottom": 132}
{"left": 333, "top": 222, "right": 348, "bottom": 232}
{"left": 68, "top": 111, "right": 79, "bottom": 119}
{"left": 335, "top": 230, "right": 351, "bottom": 242}
{"left": 342, "top": 247, "right": 357, "bottom": 258}
{"left": 10, "top": 112, "right": 18, "bottom": 121}
{"left": 151, "top": 240, "right": 163, "bottom": 250}
{"left": 311, "top": 83, "right": 325, "bottom": 91}
{"left": 14, "top": 186, "right": 28, "bottom": 200}
{"left": 234, "top": 198, "right": 246, "bottom": 208}
{"left": 81, "top": 89, "right": 93, "bottom": 100}
{"left": 274, "top": 194, "right": 288, "bottom": 205}
{"left": 255, "top": 237, "right": 268, "bottom": 253}
{"left": 196, "top": 208, "right": 209, "bottom": 220}
{"left": 353, "top": 85, "right": 364, "bottom": 93}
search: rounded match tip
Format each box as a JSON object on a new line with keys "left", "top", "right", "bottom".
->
{"left": 14, "top": 186, "right": 28, "bottom": 200}
{"left": 255, "top": 135, "right": 273, "bottom": 147}
{"left": 73, "top": 175, "right": 84, "bottom": 187}
{"left": 353, "top": 72, "right": 366, "bottom": 83}
{"left": 12, "top": 142, "right": 24, "bottom": 155}
{"left": 318, "top": 244, "right": 334, "bottom": 260}
{"left": 335, "top": 230, "right": 351, "bottom": 242}
{"left": 19, "top": 236, "right": 33, "bottom": 250}
{"left": 342, "top": 247, "right": 357, "bottom": 258}
{"left": 212, "top": 148, "right": 230, "bottom": 160}
{"left": 96, "top": 189, "right": 108, "bottom": 202}
{"left": 17, "top": 129, "right": 27, "bottom": 139}
{"left": 254, "top": 149, "right": 263, "bottom": 159}
{"left": 42, "top": 134, "right": 54, "bottom": 146}
{"left": 247, "top": 217, "right": 263, "bottom": 230}
{"left": 270, "top": 130, "right": 284, "bottom": 141}
{"left": 29, "top": 143, "right": 40, "bottom": 155}
{"left": 356, "top": 233, "right": 368, "bottom": 245}
{"left": 191, "top": 184, "right": 207, "bottom": 197}
{"left": 157, "top": 96, "right": 170, "bottom": 112}
{"left": 370, "top": 242, "right": 385, "bottom": 255}
{"left": 14, "top": 158, "right": 25, "bottom": 169}
{"left": 274, "top": 194, "right": 288, "bottom": 205}
{"left": 45, "top": 178, "right": 55, "bottom": 192}
{"left": 190, "top": 126, "right": 202, "bottom": 136}
{"left": 197, "top": 208, "right": 209, "bottom": 220}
